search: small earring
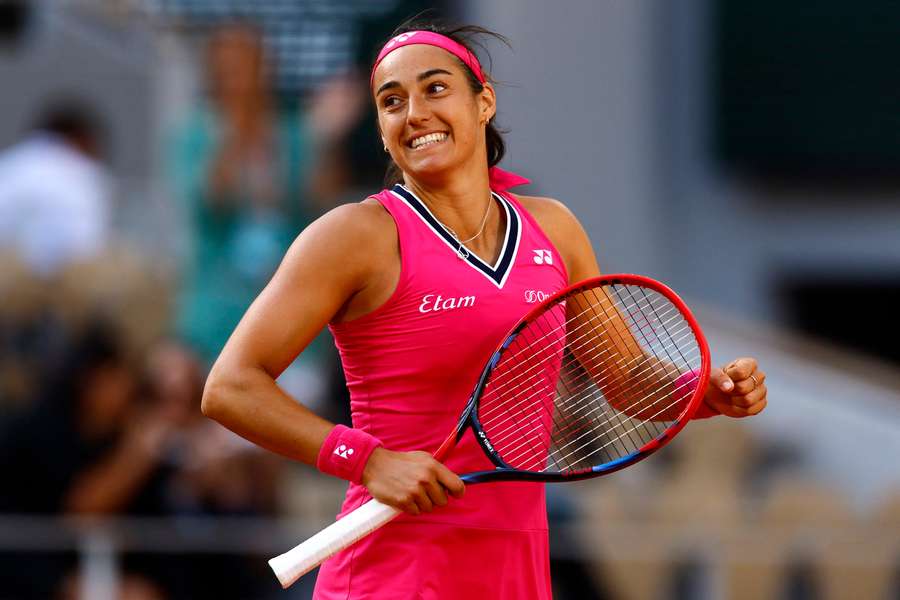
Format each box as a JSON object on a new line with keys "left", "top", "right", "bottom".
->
{"left": 384, "top": 146, "right": 389, "bottom": 152}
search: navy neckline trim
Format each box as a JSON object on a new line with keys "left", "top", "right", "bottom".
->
{"left": 391, "top": 184, "right": 521, "bottom": 288}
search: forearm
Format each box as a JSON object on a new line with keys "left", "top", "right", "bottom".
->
{"left": 595, "top": 355, "right": 688, "bottom": 422}
{"left": 201, "top": 363, "right": 334, "bottom": 465}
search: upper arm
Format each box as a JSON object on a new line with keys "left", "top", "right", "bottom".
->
{"left": 515, "top": 195, "right": 600, "bottom": 283}
{"left": 212, "top": 200, "right": 393, "bottom": 379}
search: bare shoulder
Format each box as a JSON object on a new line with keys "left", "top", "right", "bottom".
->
{"left": 513, "top": 194, "right": 583, "bottom": 241}
{"left": 306, "top": 197, "right": 394, "bottom": 241}
{"left": 512, "top": 194, "right": 599, "bottom": 282}
{"left": 293, "top": 197, "right": 395, "bottom": 255}
{"left": 280, "top": 196, "right": 398, "bottom": 290}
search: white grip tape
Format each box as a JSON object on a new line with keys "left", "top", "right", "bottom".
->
{"left": 268, "top": 499, "right": 401, "bottom": 588}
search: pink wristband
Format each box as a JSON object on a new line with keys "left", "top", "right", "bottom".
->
{"left": 693, "top": 401, "right": 720, "bottom": 419}
{"left": 316, "top": 424, "right": 383, "bottom": 484}
{"left": 675, "top": 369, "right": 720, "bottom": 419}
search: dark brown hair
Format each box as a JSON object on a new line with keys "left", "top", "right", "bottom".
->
{"left": 376, "top": 17, "right": 510, "bottom": 187}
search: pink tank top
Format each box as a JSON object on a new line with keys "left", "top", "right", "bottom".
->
{"left": 314, "top": 184, "right": 568, "bottom": 599}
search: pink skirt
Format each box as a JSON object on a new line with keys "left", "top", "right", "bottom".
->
{"left": 313, "top": 519, "right": 552, "bottom": 599}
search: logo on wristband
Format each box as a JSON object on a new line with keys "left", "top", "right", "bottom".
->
{"left": 334, "top": 444, "right": 355, "bottom": 459}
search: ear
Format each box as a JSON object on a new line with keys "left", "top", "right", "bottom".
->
{"left": 479, "top": 82, "right": 497, "bottom": 125}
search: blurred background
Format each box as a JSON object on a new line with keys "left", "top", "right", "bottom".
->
{"left": 0, "top": 1, "right": 898, "bottom": 598}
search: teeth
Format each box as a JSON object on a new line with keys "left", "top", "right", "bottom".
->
{"left": 410, "top": 132, "right": 447, "bottom": 149}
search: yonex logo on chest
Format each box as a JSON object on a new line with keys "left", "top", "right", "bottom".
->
{"left": 419, "top": 293, "right": 477, "bottom": 314}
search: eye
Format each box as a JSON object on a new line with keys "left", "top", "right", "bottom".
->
{"left": 382, "top": 95, "right": 402, "bottom": 109}
{"left": 428, "top": 82, "right": 447, "bottom": 94}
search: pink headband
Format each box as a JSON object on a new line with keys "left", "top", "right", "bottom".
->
{"left": 371, "top": 30, "right": 486, "bottom": 88}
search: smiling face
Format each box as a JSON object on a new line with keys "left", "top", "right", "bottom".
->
{"left": 373, "top": 44, "right": 496, "bottom": 184}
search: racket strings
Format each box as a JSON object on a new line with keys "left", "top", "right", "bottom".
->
{"left": 495, "top": 351, "right": 700, "bottom": 471}
{"left": 481, "top": 294, "right": 695, "bottom": 436}
{"left": 484, "top": 303, "right": 675, "bottom": 401}
{"left": 477, "top": 284, "right": 702, "bottom": 474}
{"left": 482, "top": 295, "right": 677, "bottom": 449}
{"left": 494, "top": 346, "right": 700, "bottom": 472}
{"left": 482, "top": 326, "right": 699, "bottom": 461}
{"left": 481, "top": 290, "right": 689, "bottom": 403}
{"left": 519, "top": 287, "right": 698, "bottom": 469}
{"left": 481, "top": 303, "right": 696, "bottom": 430}
{"left": 539, "top": 317, "right": 699, "bottom": 452}
{"left": 625, "top": 284, "right": 697, "bottom": 395}
{"left": 492, "top": 320, "right": 693, "bottom": 471}
{"left": 524, "top": 286, "right": 700, "bottom": 470}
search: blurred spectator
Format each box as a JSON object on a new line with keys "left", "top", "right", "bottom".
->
{"left": 0, "top": 323, "right": 141, "bottom": 517}
{"left": 0, "top": 325, "right": 283, "bottom": 597}
{"left": 167, "top": 22, "right": 363, "bottom": 366}
{"left": 58, "top": 572, "right": 166, "bottom": 600}
{"left": 0, "top": 244, "right": 174, "bottom": 414}
{"left": 0, "top": 322, "right": 155, "bottom": 598}
{"left": 136, "top": 339, "right": 284, "bottom": 599}
{"left": 142, "top": 340, "right": 282, "bottom": 517}
{"left": 0, "top": 100, "right": 112, "bottom": 277}
{"left": 150, "top": 0, "right": 433, "bottom": 98}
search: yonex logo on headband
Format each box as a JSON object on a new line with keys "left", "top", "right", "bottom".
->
{"left": 371, "top": 30, "right": 486, "bottom": 86}
{"left": 385, "top": 32, "right": 419, "bottom": 49}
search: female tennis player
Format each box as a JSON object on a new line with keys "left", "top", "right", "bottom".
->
{"left": 202, "top": 19, "right": 768, "bottom": 599}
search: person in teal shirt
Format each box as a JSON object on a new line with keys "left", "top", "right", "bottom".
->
{"left": 168, "top": 22, "right": 363, "bottom": 366}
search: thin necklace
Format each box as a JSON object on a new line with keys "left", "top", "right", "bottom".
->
{"left": 441, "top": 194, "right": 493, "bottom": 260}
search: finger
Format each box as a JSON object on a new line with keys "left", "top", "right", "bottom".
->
{"left": 423, "top": 478, "right": 449, "bottom": 508}
{"left": 435, "top": 464, "right": 465, "bottom": 499}
{"left": 709, "top": 367, "right": 734, "bottom": 392}
{"left": 734, "top": 370, "right": 767, "bottom": 395}
{"left": 728, "top": 384, "right": 768, "bottom": 407}
{"left": 731, "top": 379, "right": 754, "bottom": 396}
{"left": 724, "top": 358, "right": 757, "bottom": 381}
{"left": 711, "top": 403, "right": 751, "bottom": 418}
{"left": 400, "top": 500, "right": 420, "bottom": 516}
{"left": 729, "top": 397, "right": 767, "bottom": 417}
{"left": 709, "top": 367, "right": 734, "bottom": 393}
{"left": 414, "top": 490, "right": 434, "bottom": 514}
{"left": 714, "top": 392, "right": 767, "bottom": 418}
{"left": 745, "top": 397, "right": 767, "bottom": 416}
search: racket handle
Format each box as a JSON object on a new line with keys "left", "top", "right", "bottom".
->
{"left": 268, "top": 499, "right": 401, "bottom": 588}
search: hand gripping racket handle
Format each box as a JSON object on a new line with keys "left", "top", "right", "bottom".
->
{"left": 268, "top": 498, "right": 400, "bottom": 588}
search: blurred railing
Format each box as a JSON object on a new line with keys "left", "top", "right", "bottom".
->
{"left": 1, "top": 513, "right": 897, "bottom": 600}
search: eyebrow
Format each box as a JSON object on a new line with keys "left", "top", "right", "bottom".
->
{"left": 375, "top": 68, "right": 454, "bottom": 96}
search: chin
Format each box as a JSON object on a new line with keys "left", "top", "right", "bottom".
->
{"left": 401, "top": 153, "right": 460, "bottom": 181}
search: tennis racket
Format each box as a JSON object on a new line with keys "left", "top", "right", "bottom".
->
{"left": 269, "top": 274, "right": 710, "bottom": 588}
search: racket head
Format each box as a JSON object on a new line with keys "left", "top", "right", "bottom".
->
{"left": 462, "top": 274, "right": 710, "bottom": 483}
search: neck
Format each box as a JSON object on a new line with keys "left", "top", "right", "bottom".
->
{"left": 402, "top": 158, "right": 494, "bottom": 238}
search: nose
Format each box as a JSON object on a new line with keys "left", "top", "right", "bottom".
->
{"left": 406, "top": 93, "right": 431, "bottom": 126}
